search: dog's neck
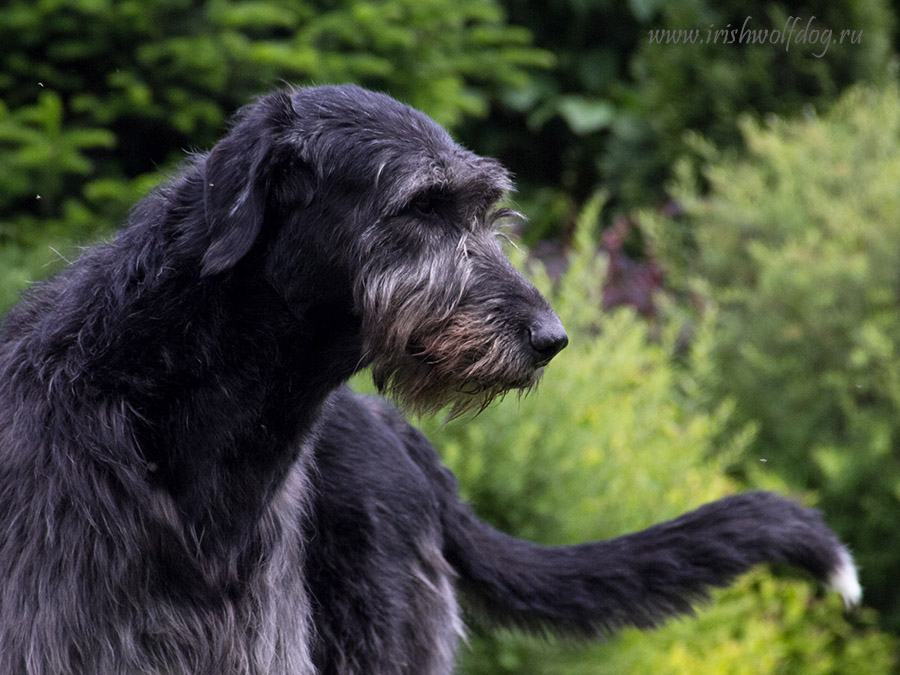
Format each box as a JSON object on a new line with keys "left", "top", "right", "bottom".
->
{"left": 0, "top": 170, "right": 370, "bottom": 551}
{"left": 32, "top": 200, "right": 366, "bottom": 553}
{"left": 128, "top": 261, "right": 364, "bottom": 549}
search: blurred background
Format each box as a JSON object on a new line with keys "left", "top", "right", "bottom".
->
{"left": 1, "top": 0, "right": 900, "bottom": 671}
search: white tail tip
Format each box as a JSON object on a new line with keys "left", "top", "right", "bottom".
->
{"left": 828, "top": 547, "right": 862, "bottom": 609}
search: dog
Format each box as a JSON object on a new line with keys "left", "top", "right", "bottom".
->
{"left": 0, "top": 84, "right": 860, "bottom": 674}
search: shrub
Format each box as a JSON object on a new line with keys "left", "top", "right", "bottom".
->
{"left": 648, "top": 83, "right": 900, "bottom": 631}
{"left": 606, "top": 0, "right": 894, "bottom": 207}
{"left": 461, "top": 0, "right": 893, "bottom": 241}
{"left": 402, "top": 198, "right": 897, "bottom": 672}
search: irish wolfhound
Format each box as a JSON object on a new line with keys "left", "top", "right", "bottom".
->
{"left": 0, "top": 84, "right": 859, "bottom": 674}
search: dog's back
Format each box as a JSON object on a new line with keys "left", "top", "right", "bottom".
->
{"left": 306, "top": 389, "right": 861, "bottom": 673}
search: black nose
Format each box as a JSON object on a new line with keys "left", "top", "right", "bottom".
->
{"left": 528, "top": 313, "right": 568, "bottom": 367}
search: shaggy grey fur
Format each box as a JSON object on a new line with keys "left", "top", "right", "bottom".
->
{"left": 0, "top": 84, "right": 859, "bottom": 675}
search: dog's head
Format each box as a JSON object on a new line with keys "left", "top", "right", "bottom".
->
{"left": 201, "top": 84, "right": 567, "bottom": 414}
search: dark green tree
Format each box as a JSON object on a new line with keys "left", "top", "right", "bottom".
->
{"left": 463, "top": 0, "right": 893, "bottom": 241}
{"left": 0, "top": 0, "right": 549, "bottom": 309}
{"left": 0, "top": 0, "right": 548, "bottom": 235}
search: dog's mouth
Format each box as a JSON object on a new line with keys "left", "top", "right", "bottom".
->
{"left": 368, "top": 330, "right": 543, "bottom": 416}
{"left": 449, "top": 364, "right": 542, "bottom": 395}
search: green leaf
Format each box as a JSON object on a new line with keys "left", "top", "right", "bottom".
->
{"left": 556, "top": 95, "right": 615, "bottom": 135}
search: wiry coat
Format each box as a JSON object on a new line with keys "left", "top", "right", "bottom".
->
{"left": 0, "top": 85, "right": 859, "bottom": 674}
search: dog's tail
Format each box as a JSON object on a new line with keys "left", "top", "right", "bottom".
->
{"left": 444, "top": 491, "right": 861, "bottom": 637}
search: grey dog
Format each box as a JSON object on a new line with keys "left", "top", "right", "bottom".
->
{"left": 0, "top": 84, "right": 859, "bottom": 674}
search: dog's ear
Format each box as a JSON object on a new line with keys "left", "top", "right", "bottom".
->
{"left": 201, "top": 130, "right": 270, "bottom": 277}
{"left": 201, "top": 93, "right": 313, "bottom": 277}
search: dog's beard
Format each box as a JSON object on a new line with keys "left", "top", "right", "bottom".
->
{"left": 367, "top": 308, "right": 542, "bottom": 418}
{"left": 358, "top": 237, "right": 542, "bottom": 416}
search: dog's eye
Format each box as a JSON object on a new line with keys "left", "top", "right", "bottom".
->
{"left": 411, "top": 194, "right": 438, "bottom": 215}
{"left": 410, "top": 191, "right": 452, "bottom": 217}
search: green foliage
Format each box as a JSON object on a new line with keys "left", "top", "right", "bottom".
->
{"left": 608, "top": 0, "right": 894, "bottom": 206}
{"left": 588, "top": 572, "right": 894, "bottom": 675}
{"left": 469, "top": 0, "right": 894, "bottom": 240}
{"left": 648, "top": 83, "right": 900, "bottom": 631}
{"left": 0, "top": 92, "right": 114, "bottom": 213}
{"left": 0, "top": 0, "right": 549, "bottom": 278}
{"left": 461, "top": 0, "right": 650, "bottom": 242}
{"left": 455, "top": 572, "right": 894, "bottom": 675}
{"left": 393, "top": 199, "right": 896, "bottom": 672}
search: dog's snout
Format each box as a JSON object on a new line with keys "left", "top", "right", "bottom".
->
{"left": 528, "top": 313, "right": 568, "bottom": 367}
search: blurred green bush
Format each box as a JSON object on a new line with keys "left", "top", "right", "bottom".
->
{"left": 406, "top": 199, "right": 897, "bottom": 673}
{"left": 648, "top": 83, "right": 900, "bottom": 632}
{"left": 464, "top": 0, "right": 893, "bottom": 241}
{"left": 606, "top": 0, "right": 894, "bottom": 207}
{"left": 2, "top": 0, "right": 894, "bottom": 247}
